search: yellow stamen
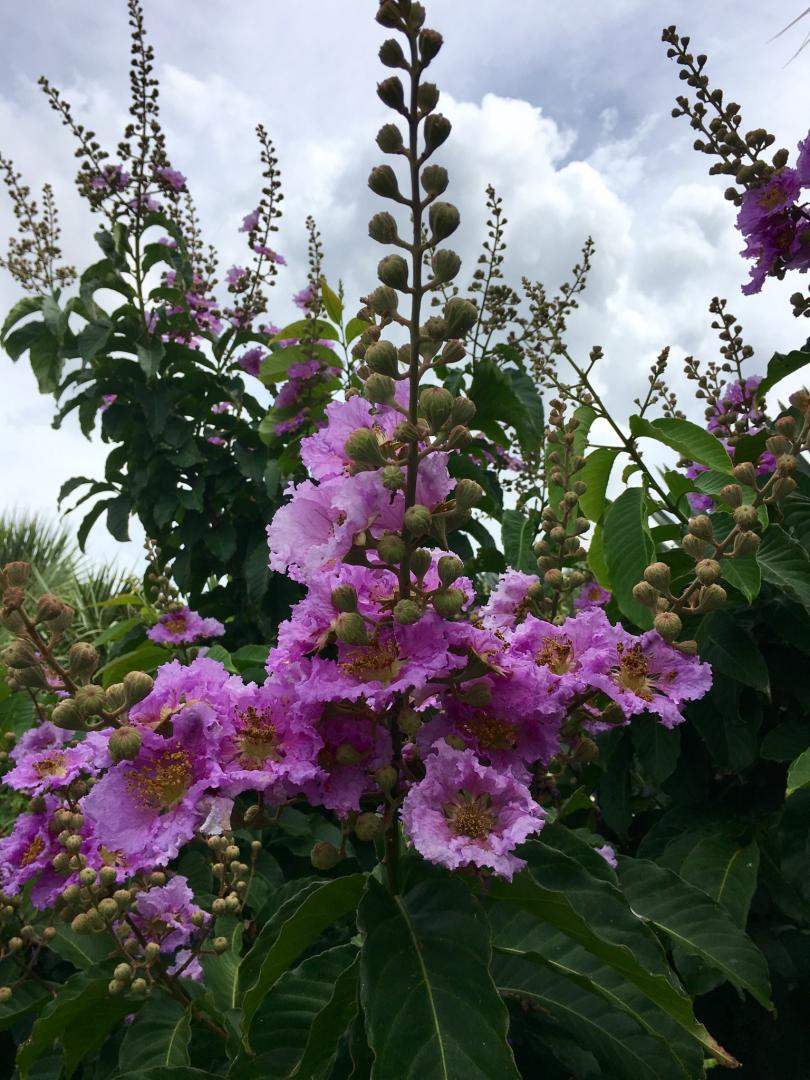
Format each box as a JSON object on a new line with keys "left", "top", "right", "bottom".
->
{"left": 535, "top": 635, "right": 577, "bottom": 675}
{"left": 125, "top": 748, "right": 192, "bottom": 811}
{"left": 444, "top": 793, "right": 495, "bottom": 839}
{"left": 33, "top": 752, "right": 67, "bottom": 779}
{"left": 236, "top": 706, "right": 283, "bottom": 767}
{"left": 21, "top": 835, "right": 45, "bottom": 867}
{"left": 340, "top": 638, "right": 401, "bottom": 685}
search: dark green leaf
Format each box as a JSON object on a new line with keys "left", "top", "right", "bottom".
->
{"left": 787, "top": 746, "right": 810, "bottom": 795}
{"left": 632, "top": 715, "right": 681, "bottom": 784}
{"left": 137, "top": 341, "right": 165, "bottom": 378}
{"left": 575, "top": 448, "right": 620, "bottom": 522}
{"left": 678, "top": 837, "right": 760, "bottom": 927}
{"left": 629, "top": 416, "right": 733, "bottom": 475}
{"left": 29, "top": 329, "right": 63, "bottom": 393}
{"left": 0, "top": 296, "right": 43, "bottom": 342}
{"left": 501, "top": 509, "right": 536, "bottom": 573}
{"left": 106, "top": 494, "right": 131, "bottom": 542}
{"left": 99, "top": 643, "right": 171, "bottom": 688}
{"left": 603, "top": 488, "right": 654, "bottom": 629}
{"left": 757, "top": 523, "right": 810, "bottom": 608}
{"left": 757, "top": 345, "right": 810, "bottom": 400}
{"left": 320, "top": 279, "right": 343, "bottom": 324}
{"left": 292, "top": 951, "right": 359, "bottom": 1079}
{"left": 695, "top": 611, "right": 770, "bottom": 692}
{"left": 118, "top": 993, "right": 191, "bottom": 1071}
{"left": 76, "top": 319, "right": 113, "bottom": 361}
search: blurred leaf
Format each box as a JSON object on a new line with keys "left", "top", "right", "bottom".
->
{"left": 695, "top": 611, "right": 770, "bottom": 693}
{"left": 501, "top": 509, "right": 536, "bottom": 573}
{"left": 787, "top": 746, "right": 810, "bottom": 796}
{"left": 99, "top": 643, "right": 171, "bottom": 687}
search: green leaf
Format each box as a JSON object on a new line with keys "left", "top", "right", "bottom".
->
{"left": 319, "top": 279, "right": 343, "bottom": 324}
{"left": 617, "top": 857, "right": 772, "bottom": 1010}
{"left": 757, "top": 523, "right": 810, "bottom": 608}
{"left": 358, "top": 876, "right": 520, "bottom": 1080}
{"left": 118, "top": 994, "right": 191, "bottom": 1071}
{"left": 603, "top": 487, "right": 654, "bottom": 629}
{"left": 240, "top": 874, "right": 366, "bottom": 1047}
{"left": 629, "top": 416, "right": 734, "bottom": 475}
{"left": 787, "top": 746, "right": 810, "bottom": 796}
{"left": 137, "top": 341, "right": 165, "bottom": 378}
{"left": 271, "top": 318, "right": 340, "bottom": 343}
{"left": 1, "top": 295, "right": 43, "bottom": 342}
{"left": 501, "top": 509, "right": 536, "bottom": 573}
{"left": 118, "top": 1071, "right": 220, "bottom": 1080}
{"left": 587, "top": 520, "right": 611, "bottom": 589}
{"left": 575, "top": 448, "right": 620, "bottom": 522}
{"left": 3, "top": 319, "right": 50, "bottom": 361}
{"left": 678, "top": 838, "right": 760, "bottom": 927}
{"left": 0, "top": 960, "right": 48, "bottom": 1031}
{"left": 106, "top": 494, "right": 131, "bottom": 542}
{"left": 98, "top": 643, "right": 171, "bottom": 688}
{"left": 345, "top": 317, "right": 371, "bottom": 344}
{"left": 292, "top": 951, "right": 360, "bottom": 1079}
{"left": 632, "top": 715, "right": 681, "bottom": 784}
{"left": 720, "top": 553, "right": 761, "bottom": 604}
{"left": 76, "top": 318, "right": 113, "bottom": 361}
{"left": 201, "top": 915, "right": 243, "bottom": 1014}
{"left": 757, "top": 344, "right": 810, "bottom": 400}
{"left": 29, "top": 328, "right": 63, "bottom": 393}
{"left": 17, "top": 966, "right": 138, "bottom": 1079}
{"left": 77, "top": 498, "right": 113, "bottom": 552}
{"left": 47, "top": 924, "right": 115, "bottom": 969}
{"left": 695, "top": 611, "right": 770, "bottom": 693}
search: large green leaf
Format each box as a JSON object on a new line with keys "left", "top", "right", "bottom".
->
{"left": 757, "top": 344, "right": 810, "bottom": 399}
{"left": 629, "top": 416, "right": 734, "bottom": 475}
{"left": 678, "top": 837, "right": 760, "bottom": 927}
{"left": 0, "top": 295, "right": 43, "bottom": 342}
{"left": 617, "top": 857, "right": 772, "bottom": 1010}
{"left": 201, "top": 915, "right": 243, "bottom": 1015}
{"left": 575, "top": 448, "right": 620, "bottom": 522}
{"left": 757, "top": 523, "right": 810, "bottom": 608}
{"left": 632, "top": 715, "right": 681, "bottom": 784}
{"left": 0, "top": 960, "right": 49, "bottom": 1031}
{"left": 358, "top": 876, "right": 519, "bottom": 1080}
{"left": 46, "top": 924, "right": 115, "bottom": 969}
{"left": 118, "top": 994, "right": 191, "bottom": 1072}
{"left": 603, "top": 487, "right": 654, "bottom": 629}
{"left": 239, "top": 874, "right": 365, "bottom": 1047}
{"left": 98, "top": 643, "right": 171, "bottom": 688}
{"left": 694, "top": 611, "right": 770, "bottom": 693}
{"left": 501, "top": 509, "right": 536, "bottom": 573}
{"left": 292, "top": 951, "right": 360, "bottom": 1079}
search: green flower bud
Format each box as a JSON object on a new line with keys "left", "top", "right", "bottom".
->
{"left": 375, "top": 1, "right": 402, "bottom": 28}
{"left": 377, "top": 75, "right": 406, "bottom": 113}
{"left": 431, "top": 248, "right": 461, "bottom": 284}
{"left": 369, "top": 165, "right": 401, "bottom": 200}
{"left": 394, "top": 421, "right": 420, "bottom": 443}
{"left": 398, "top": 708, "right": 422, "bottom": 737}
{"left": 79, "top": 867, "right": 97, "bottom": 887}
{"left": 378, "top": 37, "right": 407, "bottom": 68}
{"left": 682, "top": 534, "right": 707, "bottom": 560}
{"left": 378, "top": 253, "right": 409, "bottom": 289}
{"left": 443, "top": 425, "right": 471, "bottom": 451}
{"left": 404, "top": 504, "right": 432, "bottom": 536}
{"left": 370, "top": 286, "right": 399, "bottom": 316}
{"left": 364, "top": 373, "right": 396, "bottom": 404}
{"left": 51, "top": 699, "right": 82, "bottom": 730}
{"left": 544, "top": 568, "right": 564, "bottom": 589}
{"left": 368, "top": 211, "right": 400, "bottom": 244}
{"left": 411, "top": 548, "right": 432, "bottom": 578}
{"left": 733, "top": 505, "right": 759, "bottom": 530}
{"left": 381, "top": 466, "right": 406, "bottom": 491}
{"left": 733, "top": 530, "right": 760, "bottom": 556}
{"left": 71, "top": 913, "right": 92, "bottom": 934}
{"left": 653, "top": 612, "right": 682, "bottom": 642}
{"left": 374, "top": 765, "right": 398, "bottom": 792}
{"left": 365, "top": 340, "right": 399, "bottom": 376}
{"left": 417, "top": 83, "right": 440, "bottom": 113}
{"left": 131, "top": 978, "right": 148, "bottom": 995}
{"left": 632, "top": 581, "right": 658, "bottom": 608}
{"left": 688, "top": 515, "right": 714, "bottom": 540}
{"left": 428, "top": 200, "right": 460, "bottom": 241}
{"left": 699, "top": 583, "right": 727, "bottom": 612}
{"left": 3, "top": 561, "right": 30, "bottom": 587}
{"left": 437, "top": 555, "right": 464, "bottom": 586}
{"left": 213, "top": 936, "right": 229, "bottom": 954}
{"left": 433, "top": 587, "right": 465, "bottom": 618}
{"left": 310, "top": 841, "right": 342, "bottom": 870}
{"left": 334, "top": 613, "right": 369, "bottom": 645}
{"left": 454, "top": 479, "right": 484, "bottom": 509}
{"left": 420, "top": 164, "right": 449, "bottom": 196}
{"left": 36, "top": 593, "right": 66, "bottom": 623}
{"left": 376, "top": 123, "right": 404, "bottom": 154}
{"left": 345, "top": 427, "right": 386, "bottom": 468}
{"left": 419, "top": 27, "right": 443, "bottom": 62}
{"left": 123, "top": 670, "right": 154, "bottom": 706}
{"left": 695, "top": 559, "right": 721, "bottom": 585}
{"left": 451, "top": 396, "right": 476, "bottom": 425}
{"left": 732, "top": 461, "right": 758, "bottom": 487}
{"left": 419, "top": 386, "right": 454, "bottom": 432}
{"left": 98, "top": 897, "right": 119, "bottom": 920}
{"left": 331, "top": 585, "right": 358, "bottom": 613}
{"left": 75, "top": 684, "right": 105, "bottom": 717}
{"left": 107, "top": 979, "right": 125, "bottom": 996}
{"left": 423, "top": 112, "right": 452, "bottom": 153}
{"left": 421, "top": 316, "right": 449, "bottom": 342}
{"left": 643, "top": 562, "right": 671, "bottom": 592}
{"left": 772, "top": 476, "right": 797, "bottom": 500}
{"left": 143, "top": 942, "right": 161, "bottom": 963}
{"left": 719, "top": 483, "right": 743, "bottom": 508}
{"left": 444, "top": 297, "right": 478, "bottom": 338}
{"left": 1, "top": 639, "right": 36, "bottom": 668}
{"left": 393, "top": 599, "right": 422, "bottom": 625}
{"left": 13, "top": 665, "right": 49, "bottom": 690}
{"left": 108, "top": 726, "right": 143, "bottom": 764}
{"left": 68, "top": 642, "right": 100, "bottom": 680}
{"left": 104, "top": 683, "right": 127, "bottom": 713}
{"left": 99, "top": 866, "right": 117, "bottom": 887}
{"left": 355, "top": 812, "right": 385, "bottom": 842}
{"left": 377, "top": 532, "right": 407, "bottom": 564}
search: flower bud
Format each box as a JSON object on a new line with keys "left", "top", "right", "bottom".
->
{"left": 334, "top": 613, "right": 369, "bottom": 645}
{"left": 393, "top": 599, "right": 422, "bottom": 625}
{"left": 420, "top": 164, "right": 449, "bottom": 196}
{"left": 449, "top": 397, "right": 475, "bottom": 427}
{"left": 421, "top": 316, "right": 449, "bottom": 343}
{"left": 682, "top": 534, "right": 707, "bottom": 560}
{"left": 431, "top": 248, "right": 461, "bottom": 284}
{"left": 733, "top": 504, "right": 759, "bottom": 530}
{"left": 376, "top": 122, "right": 404, "bottom": 153}
{"left": 766, "top": 435, "right": 791, "bottom": 457}
{"left": 632, "top": 581, "right": 658, "bottom": 608}
{"left": 419, "top": 386, "right": 454, "bottom": 433}
{"left": 377, "top": 532, "right": 407, "bottom": 564}
{"left": 99, "top": 866, "right": 117, "bottom": 887}
{"left": 375, "top": 765, "right": 398, "bottom": 792}
{"left": 444, "top": 297, "right": 477, "bottom": 338}
{"left": 653, "top": 611, "right": 682, "bottom": 642}
{"left": 47, "top": 605, "right": 75, "bottom": 633}
{"left": 411, "top": 548, "right": 432, "bottom": 578}
{"left": 771, "top": 476, "right": 797, "bottom": 500}
{"left": 394, "top": 421, "right": 420, "bottom": 444}
{"left": 345, "top": 427, "right": 386, "bottom": 468}
{"left": 378, "top": 37, "right": 407, "bottom": 68}
{"left": 443, "top": 425, "right": 472, "bottom": 452}
{"left": 376, "top": 1, "right": 402, "bottom": 28}
{"left": 108, "top": 725, "right": 143, "bottom": 764}
{"left": 418, "top": 83, "right": 440, "bottom": 113}
{"left": 419, "top": 27, "right": 443, "bottom": 62}
{"left": 75, "top": 684, "right": 105, "bottom": 717}
{"left": 368, "top": 211, "right": 400, "bottom": 244}
{"left": 699, "top": 583, "right": 727, "bottom": 612}
{"left": 696, "top": 559, "right": 721, "bottom": 585}
{"left": 35, "top": 593, "right": 66, "bottom": 623}
{"left": 123, "top": 671, "right": 154, "bottom": 705}
{"left": 404, "top": 504, "right": 432, "bottom": 536}
{"left": 643, "top": 562, "right": 671, "bottom": 592}
{"left": 143, "top": 941, "right": 161, "bottom": 962}
{"left": 104, "top": 683, "right": 127, "bottom": 712}
{"left": 381, "top": 466, "right": 406, "bottom": 491}
{"left": 364, "top": 373, "right": 396, "bottom": 405}
{"left": 719, "top": 484, "right": 743, "bottom": 508}
{"left": 1, "top": 639, "right": 37, "bottom": 668}
{"left": 365, "top": 340, "right": 399, "bottom": 377}
{"left": 775, "top": 415, "right": 796, "bottom": 438}
{"left": 733, "top": 531, "right": 760, "bottom": 556}
{"left": 98, "top": 897, "right": 118, "bottom": 920}
{"left": 130, "top": 978, "right": 148, "bottom": 995}
{"left": 13, "top": 665, "right": 49, "bottom": 690}
{"left": 370, "top": 286, "right": 399, "bottom": 317}
{"left": 369, "top": 165, "right": 402, "bottom": 201}
{"left": 688, "top": 515, "right": 713, "bottom": 540}
{"left": 68, "top": 642, "right": 99, "bottom": 680}
{"left": 454, "top": 479, "right": 484, "bottom": 509}
{"left": 331, "top": 586, "right": 358, "bottom": 613}
{"left": 777, "top": 454, "right": 798, "bottom": 476}
{"left": 441, "top": 339, "right": 466, "bottom": 365}
{"left": 432, "top": 587, "right": 465, "bottom": 618}
{"left": 71, "top": 913, "right": 92, "bottom": 934}
{"left": 213, "top": 936, "right": 229, "bottom": 954}
{"left": 310, "top": 841, "right": 342, "bottom": 870}
{"left": 107, "top": 979, "right": 125, "bottom": 996}
{"left": 3, "top": 561, "right": 30, "bottom": 587}
{"left": 377, "top": 75, "right": 406, "bottom": 113}
{"left": 377, "top": 255, "right": 409, "bottom": 291}
{"left": 733, "top": 461, "right": 758, "bottom": 487}
{"left": 423, "top": 113, "right": 452, "bottom": 153}
{"left": 355, "top": 813, "right": 385, "bottom": 842}
{"left": 428, "top": 201, "right": 460, "bottom": 241}
{"left": 437, "top": 555, "right": 463, "bottom": 586}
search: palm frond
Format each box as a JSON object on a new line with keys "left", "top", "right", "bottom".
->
{"left": 772, "top": 6, "right": 810, "bottom": 61}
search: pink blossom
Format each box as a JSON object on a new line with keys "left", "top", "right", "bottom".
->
{"left": 147, "top": 607, "right": 225, "bottom": 645}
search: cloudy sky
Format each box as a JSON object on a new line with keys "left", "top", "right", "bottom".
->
{"left": 1, "top": 1, "right": 808, "bottom": 572}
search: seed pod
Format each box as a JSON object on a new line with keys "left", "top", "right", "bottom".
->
{"left": 377, "top": 532, "right": 407, "bottom": 564}
{"left": 334, "top": 613, "right": 369, "bottom": 646}
{"left": 653, "top": 612, "right": 682, "bottom": 642}
{"left": 419, "top": 386, "right": 454, "bottom": 432}
{"left": 428, "top": 200, "right": 460, "bottom": 241}
{"left": 378, "top": 37, "right": 407, "bottom": 68}
{"left": 3, "top": 561, "right": 30, "bottom": 587}
{"left": 423, "top": 113, "right": 452, "bottom": 153}
{"left": 331, "top": 586, "right": 358, "bottom": 614}
{"left": 444, "top": 297, "right": 477, "bottom": 338}
{"left": 419, "top": 27, "right": 443, "bottom": 62}
{"left": 378, "top": 253, "right": 409, "bottom": 289}
{"left": 404, "top": 504, "right": 432, "bottom": 536}
{"left": 368, "top": 211, "right": 399, "bottom": 244}
{"left": 345, "top": 427, "right": 386, "bottom": 468}
{"left": 417, "top": 83, "right": 440, "bottom": 112}
{"left": 35, "top": 593, "right": 66, "bottom": 623}
{"left": 432, "top": 588, "right": 465, "bottom": 618}
{"left": 355, "top": 813, "right": 385, "bottom": 841}
{"left": 310, "top": 841, "right": 342, "bottom": 870}
{"left": 393, "top": 599, "right": 422, "bottom": 625}
{"left": 733, "top": 504, "right": 759, "bottom": 530}
{"left": 420, "top": 164, "right": 449, "bottom": 196}
{"left": 108, "top": 726, "right": 143, "bottom": 763}
{"left": 376, "top": 122, "right": 404, "bottom": 153}
{"left": 365, "top": 340, "right": 399, "bottom": 376}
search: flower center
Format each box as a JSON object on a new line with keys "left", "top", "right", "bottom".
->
{"left": 126, "top": 749, "right": 193, "bottom": 811}
{"left": 535, "top": 635, "right": 577, "bottom": 675}
{"left": 461, "top": 714, "right": 517, "bottom": 751}
{"left": 33, "top": 752, "right": 67, "bottom": 779}
{"left": 444, "top": 793, "right": 495, "bottom": 839}
{"left": 237, "top": 706, "right": 283, "bottom": 766}
{"left": 340, "top": 638, "right": 401, "bottom": 685}
{"left": 758, "top": 185, "right": 790, "bottom": 212}
{"left": 20, "top": 835, "right": 45, "bottom": 867}
{"left": 612, "top": 642, "right": 655, "bottom": 701}
{"left": 163, "top": 616, "right": 188, "bottom": 634}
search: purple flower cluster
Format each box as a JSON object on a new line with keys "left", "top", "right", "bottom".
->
{"left": 147, "top": 607, "right": 225, "bottom": 646}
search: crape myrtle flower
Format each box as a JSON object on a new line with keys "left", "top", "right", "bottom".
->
{"left": 238, "top": 346, "right": 266, "bottom": 377}
{"left": 131, "top": 874, "right": 208, "bottom": 955}
{"left": 147, "top": 606, "right": 225, "bottom": 645}
{"left": 573, "top": 582, "right": 612, "bottom": 611}
{"left": 0, "top": 796, "right": 60, "bottom": 899}
{"left": 480, "top": 569, "right": 539, "bottom": 631}
{"left": 154, "top": 166, "right": 187, "bottom": 191}
{"left": 401, "top": 742, "right": 544, "bottom": 879}
{"left": 293, "top": 283, "right": 317, "bottom": 311}
{"left": 240, "top": 207, "right": 260, "bottom": 232}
